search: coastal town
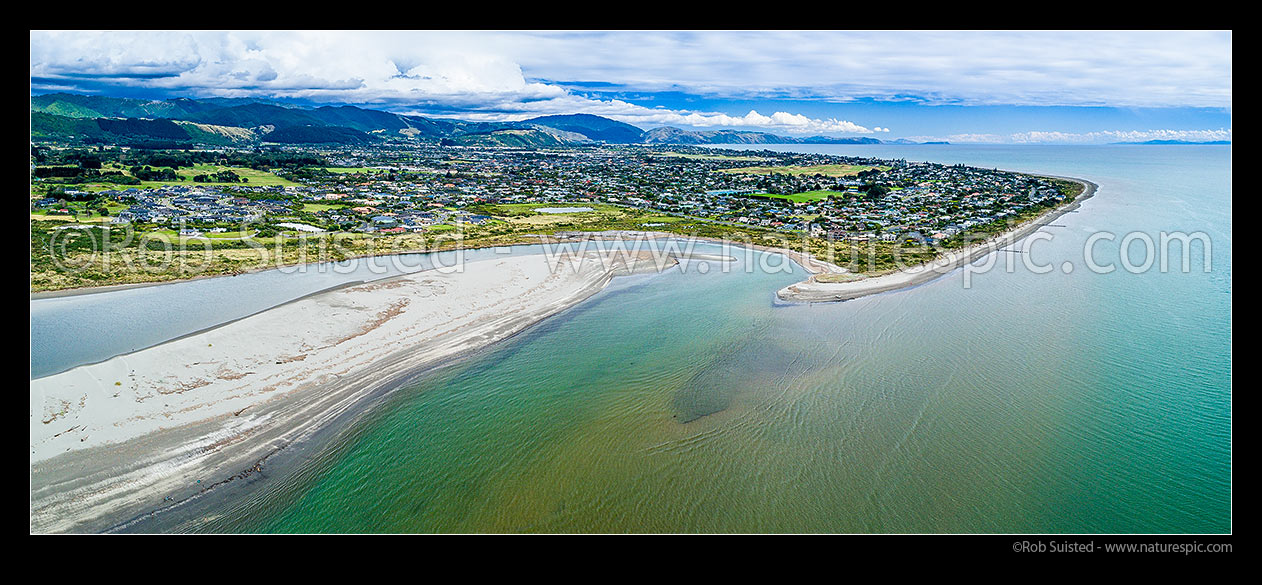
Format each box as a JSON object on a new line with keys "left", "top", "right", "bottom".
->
{"left": 30, "top": 142, "right": 1080, "bottom": 291}
{"left": 31, "top": 30, "right": 1231, "bottom": 541}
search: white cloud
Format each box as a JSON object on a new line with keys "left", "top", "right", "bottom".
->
{"left": 416, "top": 99, "right": 876, "bottom": 135}
{"left": 904, "top": 128, "right": 1232, "bottom": 144}
{"left": 1009, "top": 129, "right": 1233, "bottom": 143}
{"left": 486, "top": 30, "right": 1232, "bottom": 109}
{"left": 31, "top": 30, "right": 559, "bottom": 101}
{"left": 29, "top": 30, "right": 1231, "bottom": 139}
{"left": 30, "top": 30, "right": 1232, "bottom": 110}
{"left": 621, "top": 109, "right": 875, "bottom": 134}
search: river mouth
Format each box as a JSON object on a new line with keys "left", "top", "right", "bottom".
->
{"left": 31, "top": 237, "right": 766, "bottom": 379}
{"left": 31, "top": 145, "right": 1232, "bottom": 534}
{"left": 31, "top": 242, "right": 804, "bottom": 533}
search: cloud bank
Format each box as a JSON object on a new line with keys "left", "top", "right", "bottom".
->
{"left": 904, "top": 128, "right": 1233, "bottom": 144}
{"left": 30, "top": 30, "right": 1231, "bottom": 137}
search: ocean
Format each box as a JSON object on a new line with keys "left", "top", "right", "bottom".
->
{"left": 31, "top": 144, "right": 1232, "bottom": 533}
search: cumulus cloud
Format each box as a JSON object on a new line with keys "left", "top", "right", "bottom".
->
{"left": 31, "top": 31, "right": 562, "bottom": 103}
{"left": 618, "top": 109, "right": 876, "bottom": 134}
{"left": 415, "top": 99, "right": 877, "bottom": 135}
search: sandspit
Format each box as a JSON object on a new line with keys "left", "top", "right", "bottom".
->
{"left": 775, "top": 176, "right": 1098, "bottom": 302}
{"left": 30, "top": 248, "right": 677, "bottom": 533}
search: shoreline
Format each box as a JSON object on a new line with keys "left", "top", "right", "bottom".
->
{"left": 30, "top": 248, "right": 683, "bottom": 533}
{"left": 774, "top": 175, "right": 1098, "bottom": 302}
{"left": 30, "top": 246, "right": 468, "bottom": 301}
{"left": 28, "top": 232, "right": 766, "bottom": 301}
{"left": 27, "top": 238, "right": 753, "bottom": 381}
{"left": 33, "top": 176, "right": 1092, "bottom": 304}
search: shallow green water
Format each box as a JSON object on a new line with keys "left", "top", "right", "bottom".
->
{"left": 200, "top": 145, "right": 1231, "bottom": 533}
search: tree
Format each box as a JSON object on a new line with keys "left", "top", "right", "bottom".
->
{"left": 863, "top": 184, "right": 890, "bottom": 201}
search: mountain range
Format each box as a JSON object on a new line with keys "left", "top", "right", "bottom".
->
{"left": 31, "top": 92, "right": 907, "bottom": 148}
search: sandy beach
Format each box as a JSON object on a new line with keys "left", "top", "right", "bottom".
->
{"left": 30, "top": 248, "right": 685, "bottom": 533}
{"left": 775, "top": 176, "right": 1098, "bottom": 302}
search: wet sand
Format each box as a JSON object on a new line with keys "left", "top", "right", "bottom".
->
{"left": 30, "top": 249, "right": 679, "bottom": 533}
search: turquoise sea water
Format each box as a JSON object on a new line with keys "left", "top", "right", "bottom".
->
{"left": 39, "top": 145, "right": 1231, "bottom": 533}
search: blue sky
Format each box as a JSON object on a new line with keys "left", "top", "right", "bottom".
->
{"left": 29, "top": 30, "right": 1232, "bottom": 143}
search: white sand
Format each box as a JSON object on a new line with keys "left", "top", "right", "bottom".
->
{"left": 30, "top": 249, "right": 673, "bottom": 532}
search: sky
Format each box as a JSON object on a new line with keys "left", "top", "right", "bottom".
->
{"left": 29, "top": 30, "right": 1232, "bottom": 144}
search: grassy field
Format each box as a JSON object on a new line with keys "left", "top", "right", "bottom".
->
{"left": 301, "top": 203, "right": 348, "bottom": 213}
{"left": 754, "top": 190, "right": 847, "bottom": 204}
{"left": 200, "top": 230, "right": 258, "bottom": 239}
{"left": 719, "top": 163, "right": 888, "bottom": 177}
{"left": 30, "top": 213, "right": 79, "bottom": 222}
{"left": 30, "top": 200, "right": 129, "bottom": 222}
{"left": 493, "top": 204, "right": 621, "bottom": 227}
{"left": 463, "top": 203, "right": 694, "bottom": 231}
{"left": 30, "top": 212, "right": 114, "bottom": 223}
{"left": 173, "top": 164, "right": 298, "bottom": 186}
{"left": 35, "top": 163, "right": 299, "bottom": 193}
